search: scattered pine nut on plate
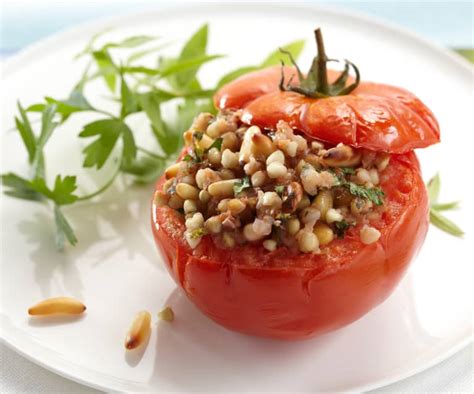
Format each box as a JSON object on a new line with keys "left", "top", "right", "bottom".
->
{"left": 124, "top": 311, "right": 152, "bottom": 350}
{"left": 28, "top": 297, "right": 86, "bottom": 316}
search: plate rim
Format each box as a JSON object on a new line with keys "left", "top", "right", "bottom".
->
{"left": 1, "top": 2, "right": 473, "bottom": 392}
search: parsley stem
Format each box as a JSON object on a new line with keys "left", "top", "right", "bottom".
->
{"left": 76, "top": 165, "right": 121, "bottom": 201}
{"left": 137, "top": 146, "right": 167, "bottom": 160}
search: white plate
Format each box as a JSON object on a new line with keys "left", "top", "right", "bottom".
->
{"left": 1, "top": 3, "right": 473, "bottom": 393}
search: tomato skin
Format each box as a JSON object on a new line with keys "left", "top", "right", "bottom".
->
{"left": 151, "top": 152, "right": 429, "bottom": 340}
{"left": 214, "top": 66, "right": 440, "bottom": 153}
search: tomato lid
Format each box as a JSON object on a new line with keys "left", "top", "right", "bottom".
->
{"left": 214, "top": 30, "right": 440, "bottom": 154}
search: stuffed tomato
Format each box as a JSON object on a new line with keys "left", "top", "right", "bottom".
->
{"left": 151, "top": 29, "right": 440, "bottom": 340}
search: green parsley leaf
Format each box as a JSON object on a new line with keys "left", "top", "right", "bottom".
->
{"left": 190, "top": 227, "right": 206, "bottom": 239}
{"left": 16, "top": 101, "right": 36, "bottom": 162}
{"left": 261, "top": 40, "right": 306, "bottom": 67}
{"left": 173, "top": 24, "right": 208, "bottom": 88}
{"left": 334, "top": 220, "right": 350, "bottom": 238}
{"left": 275, "top": 185, "right": 285, "bottom": 196}
{"left": 340, "top": 167, "right": 356, "bottom": 176}
{"left": 233, "top": 176, "right": 251, "bottom": 195}
{"left": 429, "top": 209, "right": 464, "bottom": 237}
{"left": 92, "top": 49, "right": 117, "bottom": 92}
{"left": 54, "top": 205, "right": 78, "bottom": 250}
{"left": 426, "top": 173, "right": 463, "bottom": 237}
{"left": 32, "top": 104, "right": 59, "bottom": 178}
{"left": 205, "top": 137, "right": 223, "bottom": 152}
{"left": 79, "top": 119, "right": 134, "bottom": 169}
{"left": 427, "top": 172, "right": 440, "bottom": 203}
{"left": 103, "top": 35, "right": 157, "bottom": 50}
{"left": 345, "top": 182, "right": 385, "bottom": 206}
{"left": 0, "top": 173, "right": 43, "bottom": 201}
{"left": 30, "top": 175, "right": 79, "bottom": 205}
{"left": 138, "top": 92, "right": 180, "bottom": 155}
{"left": 431, "top": 201, "right": 460, "bottom": 211}
{"left": 120, "top": 75, "right": 139, "bottom": 118}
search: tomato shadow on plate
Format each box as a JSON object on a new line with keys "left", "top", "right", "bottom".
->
{"left": 148, "top": 272, "right": 440, "bottom": 392}
{"left": 149, "top": 288, "right": 339, "bottom": 391}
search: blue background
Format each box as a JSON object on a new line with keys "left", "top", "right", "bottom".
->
{"left": 1, "top": 1, "right": 473, "bottom": 58}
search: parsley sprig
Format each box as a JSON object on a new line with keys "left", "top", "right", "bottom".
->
{"left": 427, "top": 173, "right": 463, "bottom": 237}
{"left": 1, "top": 25, "right": 305, "bottom": 250}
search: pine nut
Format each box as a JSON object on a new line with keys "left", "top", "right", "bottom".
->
{"left": 185, "top": 212, "right": 204, "bottom": 230}
{"left": 28, "top": 297, "right": 86, "bottom": 316}
{"left": 198, "top": 134, "right": 214, "bottom": 150}
{"left": 323, "top": 144, "right": 361, "bottom": 167}
{"left": 251, "top": 133, "right": 275, "bottom": 160}
{"left": 296, "top": 229, "right": 319, "bottom": 253}
{"left": 239, "top": 125, "right": 261, "bottom": 162}
{"left": 199, "top": 190, "right": 211, "bottom": 204}
{"left": 207, "top": 118, "right": 229, "bottom": 138}
{"left": 176, "top": 183, "right": 199, "bottom": 200}
{"left": 266, "top": 150, "right": 285, "bottom": 165}
{"left": 183, "top": 199, "right": 197, "bottom": 214}
{"left": 297, "top": 194, "right": 311, "bottom": 210}
{"left": 286, "top": 217, "right": 301, "bottom": 236}
{"left": 360, "top": 225, "right": 381, "bottom": 244}
{"left": 205, "top": 216, "right": 222, "bottom": 234}
{"left": 369, "top": 168, "right": 379, "bottom": 185}
{"left": 208, "top": 179, "right": 239, "bottom": 198}
{"left": 244, "top": 157, "right": 261, "bottom": 175}
{"left": 124, "top": 311, "right": 151, "bottom": 350}
{"left": 207, "top": 147, "right": 221, "bottom": 165}
{"left": 243, "top": 223, "right": 263, "bottom": 241}
{"left": 195, "top": 168, "right": 220, "bottom": 190}
{"left": 263, "top": 239, "right": 277, "bottom": 251}
{"left": 228, "top": 199, "right": 246, "bottom": 215}
{"left": 157, "top": 306, "right": 174, "bottom": 322}
{"left": 300, "top": 207, "right": 321, "bottom": 228}
{"left": 355, "top": 168, "right": 371, "bottom": 185}
{"left": 221, "top": 149, "right": 239, "bottom": 169}
{"left": 154, "top": 191, "right": 169, "bottom": 207}
{"left": 221, "top": 132, "right": 240, "bottom": 151}
{"left": 192, "top": 112, "right": 213, "bottom": 131}
{"left": 314, "top": 223, "right": 334, "bottom": 245}
{"left": 326, "top": 208, "right": 344, "bottom": 224}
{"left": 219, "top": 169, "right": 235, "bottom": 180}
{"left": 313, "top": 190, "right": 333, "bottom": 220}
{"left": 165, "top": 163, "right": 181, "bottom": 179}
{"left": 261, "top": 192, "right": 282, "bottom": 209}
{"left": 168, "top": 194, "right": 184, "bottom": 210}
{"left": 267, "top": 162, "right": 287, "bottom": 179}
{"left": 251, "top": 170, "right": 267, "bottom": 187}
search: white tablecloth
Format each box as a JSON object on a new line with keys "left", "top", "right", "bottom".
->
{"left": 0, "top": 342, "right": 472, "bottom": 392}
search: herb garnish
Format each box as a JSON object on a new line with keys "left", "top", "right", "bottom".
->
{"left": 1, "top": 25, "right": 305, "bottom": 250}
{"left": 334, "top": 220, "right": 351, "bottom": 238}
{"left": 427, "top": 173, "right": 463, "bottom": 237}
{"left": 233, "top": 176, "right": 251, "bottom": 195}
{"left": 274, "top": 185, "right": 285, "bottom": 196}
{"left": 331, "top": 169, "right": 385, "bottom": 206}
{"left": 205, "top": 137, "right": 223, "bottom": 153}
{"left": 190, "top": 227, "right": 207, "bottom": 239}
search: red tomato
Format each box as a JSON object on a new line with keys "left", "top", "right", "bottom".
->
{"left": 214, "top": 66, "right": 440, "bottom": 153}
{"left": 151, "top": 152, "right": 429, "bottom": 339}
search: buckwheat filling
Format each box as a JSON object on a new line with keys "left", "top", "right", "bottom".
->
{"left": 155, "top": 110, "right": 390, "bottom": 253}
